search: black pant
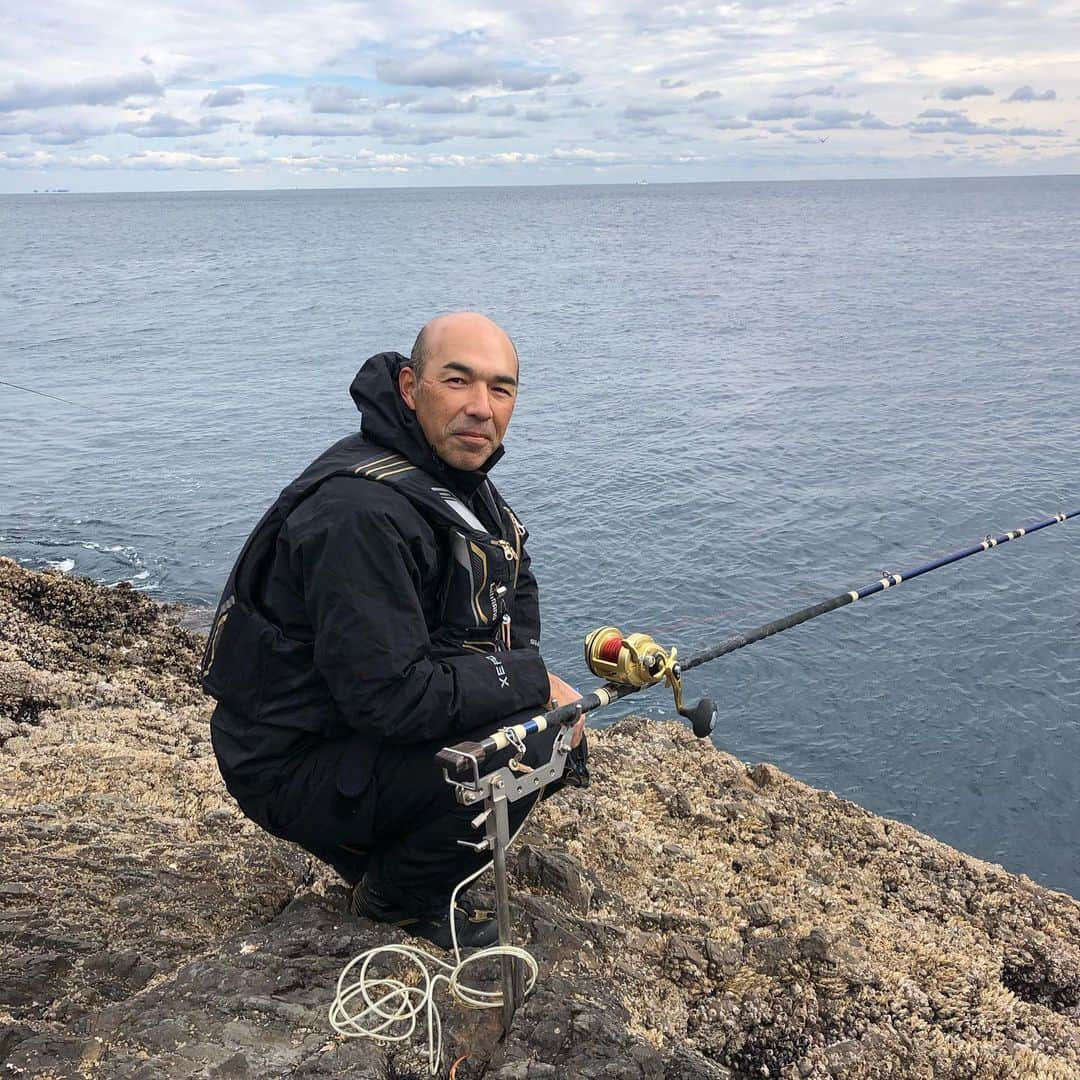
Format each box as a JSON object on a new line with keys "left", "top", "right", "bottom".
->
{"left": 232, "top": 708, "right": 570, "bottom": 916}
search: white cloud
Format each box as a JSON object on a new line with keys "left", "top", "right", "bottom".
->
{"left": 0, "top": 0, "right": 1076, "bottom": 188}
{"left": 115, "top": 112, "right": 233, "bottom": 138}
{"left": 410, "top": 95, "right": 480, "bottom": 115}
{"left": 202, "top": 86, "right": 245, "bottom": 107}
{"left": 123, "top": 149, "right": 243, "bottom": 170}
{"left": 374, "top": 53, "right": 577, "bottom": 92}
{"left": 0, "top": 71, "right": 161, "bottom": 111}
{"left": 940, "top": 84, "right": 994, "bottom": 101}
{"left": 748, "top": 103, "right": 810, "bottom": 121}
{"left": 1005, "top": 85, "right": 1056, "bottom": 102}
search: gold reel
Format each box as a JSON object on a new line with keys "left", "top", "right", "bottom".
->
{"left": 584, "top": 626, "right": 674, "bottom": 688}
{"left": 583, "top": 625, "right": 718, "bottom": 739}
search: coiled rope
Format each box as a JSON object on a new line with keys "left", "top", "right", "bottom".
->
{"left": 329, "top": 820, "right": 539, "bottom": 1075}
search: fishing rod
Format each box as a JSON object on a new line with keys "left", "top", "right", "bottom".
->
{"left": 436, "top": 506, "right": 1079, "bottom": 777}
{"left": 422, "top": 506, "right": 1079, "bottom": 1039}
{"left": 336, "top": 508, "right": 1078, "bottom": 1058}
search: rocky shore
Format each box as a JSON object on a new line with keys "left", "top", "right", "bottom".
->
{"left": 2, "top": 556, "right": 1078, "bottom": 1079}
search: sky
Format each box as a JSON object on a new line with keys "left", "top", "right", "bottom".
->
{"left": 1, "top": 0, "right": 1078, "bottom": 191}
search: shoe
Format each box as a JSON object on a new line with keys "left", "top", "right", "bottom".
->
{"left": 350, "top": 877, "right": 500, "bottom": 951}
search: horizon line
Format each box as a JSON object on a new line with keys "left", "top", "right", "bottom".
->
{"left": 3, "top": 170, "right": 1078, "bottom": 198}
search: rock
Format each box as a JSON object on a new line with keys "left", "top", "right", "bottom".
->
{"left": 743, "top": 899, "right": 775, "bottom": 928}
{"left": 749, "top": 762, "right": 783, "bottom": 789}
{"left": 515, "top": 845, "right": 595, "bottom": 913}
{"left": 797, "top": 928, "right": 836, "bottom": 965}
{"left": 2, "top": 558, "right": 1080, "bottom": 1079}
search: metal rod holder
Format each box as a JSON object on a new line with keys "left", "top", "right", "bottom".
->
{"left": 447, "top": 725, "right": 575, "bottom": 1034}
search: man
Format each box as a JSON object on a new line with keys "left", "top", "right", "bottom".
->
{"left": 201, "top": 312, "right": 583, "bottom": 949}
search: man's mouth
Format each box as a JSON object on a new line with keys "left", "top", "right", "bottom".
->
{"left": 453, "top": 432, "right": 491, "bottom": 446}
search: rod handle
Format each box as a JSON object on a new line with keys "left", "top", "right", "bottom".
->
{"left": 435, "top": 740, "right": 487, "bottom": 774}
{"left": 680, "top": 697, "right": 717, "bottom": 739}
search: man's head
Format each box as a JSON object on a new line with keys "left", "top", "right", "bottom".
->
{"left": 399, "top": 311, "right": 520, "bottom": 471}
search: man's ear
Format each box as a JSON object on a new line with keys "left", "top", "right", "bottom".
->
{"left": 398, "top": 365, "right": 418, "bottom": 410}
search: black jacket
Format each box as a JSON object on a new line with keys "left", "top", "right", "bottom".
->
{"left": 204, "top": 351, "right": 550, "bottom": 792}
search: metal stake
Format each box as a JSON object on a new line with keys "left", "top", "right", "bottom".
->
{"left": 487, "top": 781, "right": 519, "bottom": 1033}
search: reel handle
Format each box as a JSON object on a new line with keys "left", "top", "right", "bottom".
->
{"left": 679, "top": 697, "right": 717, "bottom": 739}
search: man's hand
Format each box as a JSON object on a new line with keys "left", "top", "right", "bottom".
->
{"left": 548, "top": 672, "right": 586, "bottom": 748}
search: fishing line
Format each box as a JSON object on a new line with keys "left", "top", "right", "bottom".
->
{"left": 0, "top": 379, "right": 101, "bottom": 413}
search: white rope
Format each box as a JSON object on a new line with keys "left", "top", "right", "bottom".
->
{"left": 329, "top": 818, "right": 539, "bottom": 1075}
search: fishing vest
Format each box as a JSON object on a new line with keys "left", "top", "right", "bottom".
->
{"left": 199, "top": 436, "right": 528, "bottom": 734}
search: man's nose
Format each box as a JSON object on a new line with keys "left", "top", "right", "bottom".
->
{"left": 463, "top": 383, "right": 493, "bottom": 419}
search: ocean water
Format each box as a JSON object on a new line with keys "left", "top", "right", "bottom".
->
{"left": 2, "top": 177, "right": 1078, "bottom": 895}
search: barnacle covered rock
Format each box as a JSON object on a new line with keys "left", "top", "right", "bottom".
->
{"left": 1, "top": 558, "right": 1078, "bottom": 1079}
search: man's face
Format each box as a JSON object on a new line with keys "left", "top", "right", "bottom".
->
{"left": 399, "top": 325, "right": 519, "bottom": 471}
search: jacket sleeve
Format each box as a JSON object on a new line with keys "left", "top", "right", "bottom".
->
{"left": 510, "top": 544, "right": 542, "bottom": 652}
{"left": 296, "top": 497, "right": 551, "bottom": 744}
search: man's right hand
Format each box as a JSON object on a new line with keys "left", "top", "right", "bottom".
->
{"left": 548, "top": 672, "right": 586, "bottom": 748}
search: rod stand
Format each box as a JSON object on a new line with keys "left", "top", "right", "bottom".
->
{"left": 445, "top": 723, "right": 575, "bottom": 1035}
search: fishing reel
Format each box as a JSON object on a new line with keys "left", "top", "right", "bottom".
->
{"left": 584, "top": 626, "right": 717, "bottom": 739}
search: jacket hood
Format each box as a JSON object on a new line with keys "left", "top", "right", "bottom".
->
{"left": 349, "top": 351, "right": 505, "bottom": 498}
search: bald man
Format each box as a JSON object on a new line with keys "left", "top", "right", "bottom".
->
{"left": 201, "top": 313, "right": 582, "bottom": 949}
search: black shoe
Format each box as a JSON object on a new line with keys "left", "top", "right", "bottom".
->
{"left": 350, "top": 878, "right": 500, "bottom": 951}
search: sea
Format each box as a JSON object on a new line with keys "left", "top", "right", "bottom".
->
{"left": 2, "top": 177, "right": 1078, "bottom": 896}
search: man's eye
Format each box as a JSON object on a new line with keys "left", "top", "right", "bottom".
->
{"left": 446, "top": 377, "right": 466, "bottom": 385}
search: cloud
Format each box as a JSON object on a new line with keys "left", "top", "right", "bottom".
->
{"left": 940, "top": 84, "right": 994, "bottom": 100}
{"left": 1005, "top": 85, "right": 1056, "bottom": 102}
{"left": 35, "top": 121, "right": 114, "bottom": 144}
{"left": 747, "top": 103, "right": 810, "bottom": 121}
{"left": 374, "top": 54, "right": 578, "bottom": 93}
{"left": 123, "top": 149, "right": 242, "bottom": 171}
{"left": 0, "top": 71, "right": 161, "bottom": 112}
{"left": 549, "top": 147, "right": 632, "bottom": 164}
{"left": 253, "top": 115, "right": 363, "bottom": 137}
{"left": 410, "top": 95, "right": 479, "bottom": 115}
{"left": 0, "top": 114, "right": 112, "bottom": 144}
{"left": 1006, "top": 125, "right": 1062, "bottom": 136}
{"left": 792, "top": 109, "right": 884, "bottom": 131}
{"left": 471, "top": 127, "right": 524, "bottom": 139}
{"left": 253, "top": 112, "right": 521, "bottom": 145}
{"left": 368, "top": 116, "right": 455, "bottom": 145}
{"left": 375, "top": 54, "right": 494, "bottom": 89}
{"left": 622, "top": 104, "right": 678, "bottom": 121}
{"left": 774, "top": 85, "right": 838, "bottom": 99}
{"left": 381, "top": 92, "right": 421, "bottom": 107}
{"left": 0, "top": 149, "right": 55, "bottom": 169}
{"left": 202, "top": 87, "right": 245, "bottom": 108}
{"left": 3, "top": 0, "right": 1078, "bottom": 187}
{"left": 908, "top": 113, "right": 1062, "bottom": 137}
{"left": 115, "top": 112, "right": 232, "bottom": 138}
{"left": 307, "top": 86, "right": 373, "bottom": 115}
